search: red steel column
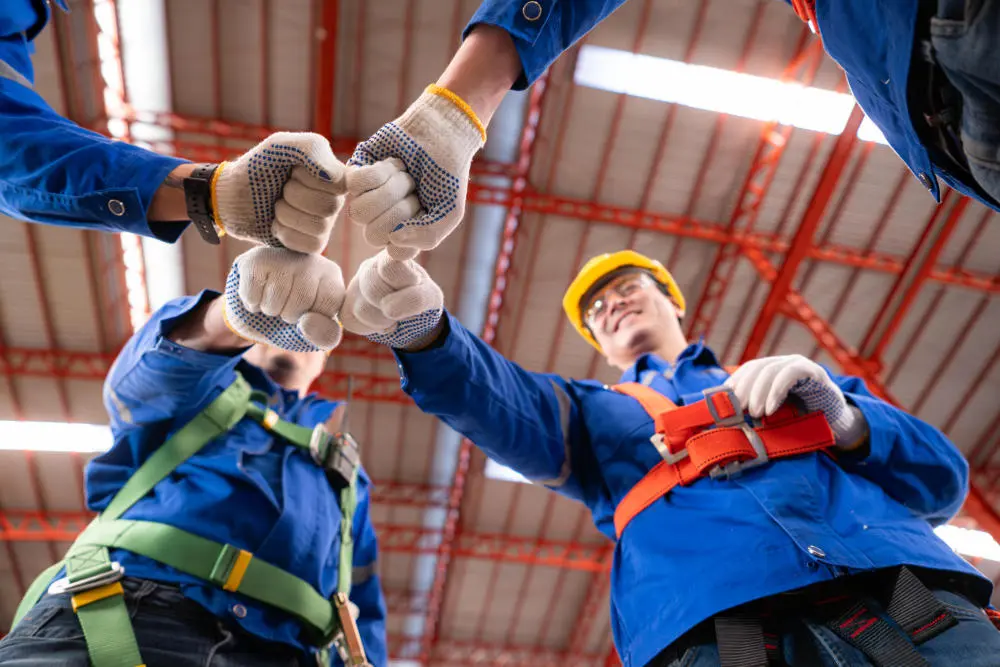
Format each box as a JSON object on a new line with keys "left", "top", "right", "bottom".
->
{"left": 686, "top": 37, "right": 822, "bottom": 341}
{"left": 312, "top": 0, "right": 340, "bottom": 137}
{"left": 740, "top": 105, "right": 865, "bottom": 361}
{"left": 858, "top": 194, "right": 971, "bottom": 367}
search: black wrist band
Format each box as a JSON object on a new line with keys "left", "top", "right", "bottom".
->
{"left": 183, "top": 163, "right": 221, "bottom": 245}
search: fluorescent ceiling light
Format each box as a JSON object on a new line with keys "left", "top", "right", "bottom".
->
{"left": 934, "top": 524, "right": 1000, "bottom": 563}
{"left": 574, "top": 45, "right": 888, "bottom": 145}
{"left": 0, "top": 421, "right": 113, "bottom": 453}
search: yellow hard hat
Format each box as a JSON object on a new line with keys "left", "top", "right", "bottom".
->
{"left": 562, "top": 250, "right": 686, "bottom": 352}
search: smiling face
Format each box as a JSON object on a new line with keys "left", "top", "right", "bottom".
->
{"left": 582, "top": 268, "right": 687, "bottom": 369}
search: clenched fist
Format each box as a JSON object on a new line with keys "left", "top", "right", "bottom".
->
{"left": 340, "top": 250, "right": 444, "bottom": 349}
{"left": 224, "top": 247, "right": 346, "bottom": 352}
{"left": 214, "top": 132, "right": 347, "bottom": 253}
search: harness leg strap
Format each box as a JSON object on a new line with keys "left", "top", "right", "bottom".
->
{"left": 65, "top": 545, "right": 145, "bottom": 667}
{"left": 825, "top": 599, "right": 929, "bottom": 667}
{"left": 74, "top": 584, "right": 145, "bottom": 667}
{"left": 714, "top": 615, "right": 769, "bottom": 667}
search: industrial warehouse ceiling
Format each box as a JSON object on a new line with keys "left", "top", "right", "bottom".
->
{"left": 0, "top": 1, "right": 999, "bottom": 665}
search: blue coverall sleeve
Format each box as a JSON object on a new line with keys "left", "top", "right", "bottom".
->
{"left": 0, "top": 71, "right": 190, "bottom": 240}
{"left": 342, "top": 475, "right": 388, "bottom": 667}
{"left": 465, "top": 0, "right": 632, "bottom": 89}
{"left": 395, "top": 312, "right": 599, "bottom": 504}
{"left": 831, "top": 373, "right": 969, "bottom": 527}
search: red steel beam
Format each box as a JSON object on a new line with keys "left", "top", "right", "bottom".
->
{"left": 778, "top": 164, "right": 904, "bottom": 358}
{"left": 465, "top": 184, "right": 999, "bottom": 295}
{"left": 312, "top": 0, "right": 339, "bottom": 137}
{"left": 886, "top": 207, "right": 994, "bottom": 395}
{"left": 686, "top": 35, "right": 821, "bottom": 341}
{"left": 859, "top": 194, "right": 971, "bottom": 365}
{"left": 740, "top": 247, "right": 889, "bottom": 398}
{"left": 740, "top": 104, "right": 866, "bottom": 361}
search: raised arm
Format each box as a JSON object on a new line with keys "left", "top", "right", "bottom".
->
{"left": 344, "top": 1, "right": 633, "bottom": 258}
{"left": 1, "top": 73, "right": 346, "bottom": 252}
{"left": 340, "top": 251, "right": 599, "bottom": 503}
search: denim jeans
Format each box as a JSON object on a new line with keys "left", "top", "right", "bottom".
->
{"left": 651, "top": 589, "right": 1000, "bottom": 667}
{"left": 0, "top": 578, "right": 313, "bottom": 667}
{"left": 931, "top": 0, "right": 1000, "bottom": 202}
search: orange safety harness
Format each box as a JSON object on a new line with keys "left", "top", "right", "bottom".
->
{"left": 610, "top": 383, "right": 836, "bottom": 538}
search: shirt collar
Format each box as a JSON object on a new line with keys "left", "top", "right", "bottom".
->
{"left": 618, "top": 338, "right": 722, "bottom": 383}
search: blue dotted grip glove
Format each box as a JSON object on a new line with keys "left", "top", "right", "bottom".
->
{"left": 347, "top": 86, "right": 485, "bottom": 259}
{"left": 223, "top": 247, "right": 346, "bottom": 352}
{"left": 725, "top": 355, "right": 869, "bottom": 450}
{"left": 339, "top": 250, "right": 444, "bottom": 349}
{"left": 214, "top": 132, "right": 347, "bottom": 253}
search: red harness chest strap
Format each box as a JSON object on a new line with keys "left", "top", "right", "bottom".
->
{"left": 611, "top": 382, "right": 835, "bottom": 538}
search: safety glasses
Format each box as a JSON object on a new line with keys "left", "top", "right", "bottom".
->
{"left": 583, "top": 272, "right": 655, "bottom": 330}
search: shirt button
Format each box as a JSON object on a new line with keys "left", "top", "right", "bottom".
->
{"left": 522, "top": 0, "right": 543, "bottom": 21}
{"left": 807, "top": 545, "right": 826, "bottom": 558}
{"left": 232, "top": 604, "right": 247, "bottom": 618}
{"left": 918, "top": 172, "right": 933, "bottom": 190}
{"left": 108, "top": 199, "right": 126, "bottom": 216}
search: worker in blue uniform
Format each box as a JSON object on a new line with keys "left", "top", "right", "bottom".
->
{"left": 2, "top": 0, "right": 344, "bottom": 253}
{"left": 0, "top": 246, "right": 388, "bottom": 667}
{"left": 337, "top": 160, "right": 1000, "bottom": 666}
{"left": 348, "top": 0, "right": 1000, "bottom": 262}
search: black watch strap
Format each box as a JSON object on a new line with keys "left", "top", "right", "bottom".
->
{"left": 183, "top": 163, "right": 222, "bottom": 245}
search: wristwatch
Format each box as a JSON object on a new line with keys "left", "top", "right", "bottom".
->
{"left": 183, "top": 163, "right": 222, "bottom": 245}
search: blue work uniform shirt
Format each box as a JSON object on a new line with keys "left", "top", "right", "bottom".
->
{"left": 397, "top": 312, "right": 990, "bottom": 667}
{"left": 0, "top": 1, "right": 190, "bottom": 239}
{"left": 465, "top": 0, "right": 999, "bottom": 211}
{"left": 86, "top": 291, "right": 387, "bottom": 666}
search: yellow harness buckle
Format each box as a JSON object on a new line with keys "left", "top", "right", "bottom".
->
{"left": 261, "top": 409, "right": 279, "bottom": 431}
{"left": 71, "top": 581, "right": 125, "bottom": 612}
{"left": 223, "top": 549, "right": 253, "bottom": 592}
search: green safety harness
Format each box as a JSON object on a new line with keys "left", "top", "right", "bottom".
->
{"left": 11, "top": 374, "right": 370, "bottom": 667}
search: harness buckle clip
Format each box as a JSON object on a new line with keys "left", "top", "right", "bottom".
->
{"left": 311, "top": 426, "right": 361, "bottom": 489}
{"left": 650, "top": 432, "right": 688, "bottom": 464}
{"left": 47, "top": 561, "right": 125, "bottom": 596}
{"left": 702, "top": 386, "right": 745, "bottom": 427}
{"left": 709, "top": 424, "right": 770, "bottom": 480}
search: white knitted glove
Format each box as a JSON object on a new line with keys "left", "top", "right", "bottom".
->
{"left": 214, "top": 132, "right": 347, "bottom": 253}
{"left": 345, "top": 158, "right": 422, "bottom": 260}
{"left": 224, "top": 247, "right": 346, "bottom": 352}
{"left": 340, "top": 250, "right": 444, "bottom": 349}
{"left": 725, "top": 355, "right": 868, "bottom": 450}
{"left": 347, "top": 86, "right": 485, "bottom": 258}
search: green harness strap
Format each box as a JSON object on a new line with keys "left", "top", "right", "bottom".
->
{"left": 10, "top": 374, "right": 360, "bottom": 667}
{"left": 243, "top": 397, "right": 358, "bottom": 599}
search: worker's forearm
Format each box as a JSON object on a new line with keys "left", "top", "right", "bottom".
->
{"left": 436, "top": 25, "right": 521, "bottom": 125}
{"left": 148, "top": 163, "right": 202, "bottom": 222}
{"left": 166, "top": 295, "right": 251, "bottom": 353}
{"left": 399, "top": 318, "right": 448, "bottom": 352}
